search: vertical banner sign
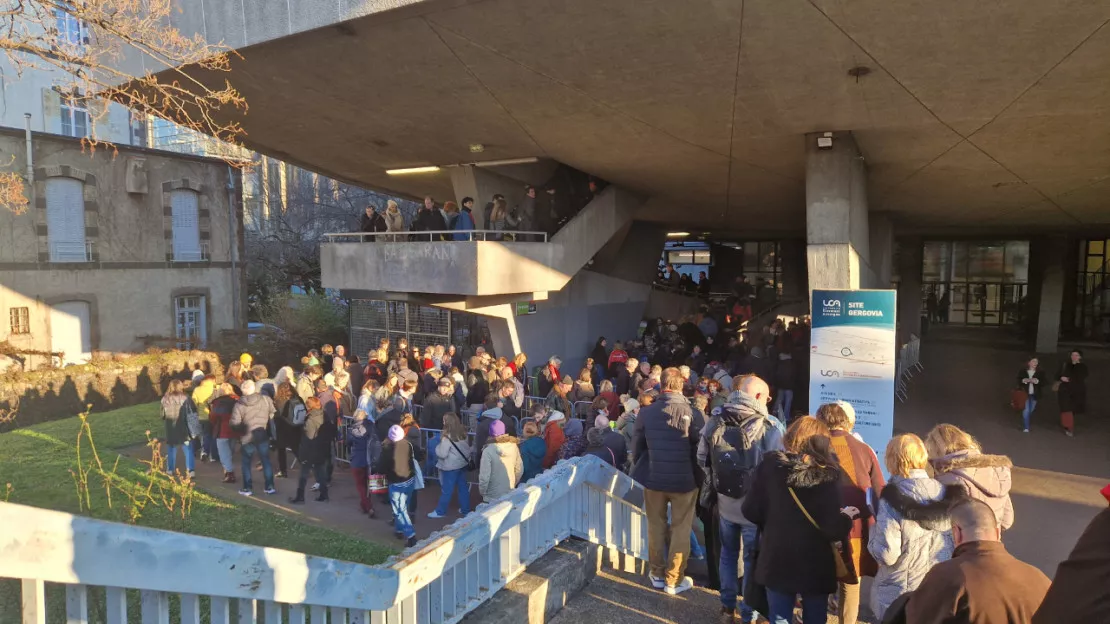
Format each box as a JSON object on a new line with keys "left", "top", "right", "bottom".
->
{"left": 810, "top": 289, "right": 897, "bottom": 464}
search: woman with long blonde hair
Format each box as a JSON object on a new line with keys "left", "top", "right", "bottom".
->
{"left": 925, "top": 424, "right": 1013, "bottom": 530}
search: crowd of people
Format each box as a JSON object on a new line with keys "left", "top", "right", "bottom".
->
{"left": 156, "top": 309, "right": 1105, "bottom": 623}
{"left": 356, "top": 175, "right": 607, "bottom": 242}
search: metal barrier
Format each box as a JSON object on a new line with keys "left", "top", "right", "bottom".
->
{"left": 419, "top": 428, "right": 479, "bottom": 485}
{"left": 896, "top": 334, "right": 924, "bottom": 403}
{"left": 572, "top": 400, "right": 593, "bottom": 419}
{"left": 1, "top": 456, "right": 647, "bottom": 624}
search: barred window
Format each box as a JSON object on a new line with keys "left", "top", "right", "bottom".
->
{"left": 9, "top": 307, "right": 30, "bottom": 335}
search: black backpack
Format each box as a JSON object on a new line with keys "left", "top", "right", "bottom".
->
{"left": 709, "top": 419, "right": 763, "bottom": 499}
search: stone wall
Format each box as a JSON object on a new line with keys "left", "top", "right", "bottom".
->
{"left": 0, "top": 350, "right": 223, "bottom": 432}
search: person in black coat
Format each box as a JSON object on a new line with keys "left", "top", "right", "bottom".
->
{"left": 741, "top": 416, "right": 856, "bottom": 624}
{"left": 1056, "top": 349, "right": 1089, "bottom": 436}
{"left": 359, "top": 205, "right": 387, "bottom": 236}
{"left": 289, "top": 398, "right": 331, "bottom": 503}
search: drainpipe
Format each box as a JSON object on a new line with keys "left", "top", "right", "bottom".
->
{"left": 227, "top": 165, "right": 241, "bottom": 329}
{"left": 24, "top": 113, "right": 33, "bottom": 195}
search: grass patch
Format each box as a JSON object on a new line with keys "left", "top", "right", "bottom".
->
{"left": 0, "top": 402, "right": 396, "bottom": 623}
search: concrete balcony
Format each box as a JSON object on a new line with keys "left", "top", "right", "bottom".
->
{"left": 321, "top": 186, "right": 641, "bottom": 297}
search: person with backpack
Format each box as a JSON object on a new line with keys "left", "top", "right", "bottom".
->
{"left": 160, "top": 379, "right": 195, "bottom": 479}
{"left": 698, "top": 375, "right": 785, "bottom": 623}
{"left": 230, "top": 380, "right": 278, "bottom": 497}
{"left": 273, "top": 381, "right": 306, "bottom": 478}
{"left": 289, "top": 397, "right": 330, "bottom": 504}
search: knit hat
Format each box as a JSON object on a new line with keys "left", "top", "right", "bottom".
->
{"left": 547, "top": 411, "right": 566, "bottom": 424}
{"left": 561, "top": 375, "right": 574, "bottom": 385}
{"left": 191, "top": 369, "right": 205, "bottom": 382}
{"left": 837, "top": 400, "right": 856, "bottom": 423}
{"left": 240, "top": 352, "right": 253, "bottom": 366}
{"left": 564, "top": 419, "right": 584, "bottom": 437}
{"left": 388, "top": 425, "right": 405, "bottom": 442}
{"left": 594, "top": 414, "right": 610, "bottom": 429}
{"left": 489, "top": 420, "right": 506, "bottom": 437}
{"left": 622, "top": 398, "right": 639, "bottom": 414}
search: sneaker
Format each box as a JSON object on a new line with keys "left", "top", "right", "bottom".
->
{"left": 405, "top": 536, "right": 418, "bottom": 548}
{"left": 187, "top": 471, "right": 196, "bottom": 480}
{"left": 718, "top": 607, "right": 738, "bottom": 623}
{"left": 664, "top": 576, "right": 693, "bottom": 596}
{"left": 648, "top": 574, "right": 666, "bottom": 589}
{"left": 238, "top": 489, "right": 253, "bottom": 497}
{"left": 264, "top": 488, "right": 277, "bottom": 495}
{"left": 1066, "top": 430, "right": 1074, "bottom": 437}
{"left": 200, "top": 452, "right": 209, "bottom": 462}
{"left": 427, "top": 511, "right": 446, "bottom": 519}
{"left": 1022, "top": 428, "right": 1030, "bottom": 433}
{"left": 311, "top": 483, "right": 321, "bottom": 491}
{"left": 275, "top": 471, "right": 287, "bottom": 479}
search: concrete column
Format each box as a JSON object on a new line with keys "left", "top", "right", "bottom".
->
{"left": 869, "top": 213, "right": 895, "bottom": 288}
{"left": 806, "top": 132, "right": 873, "bottom": 296}
{"left": 897, "top": 237, "right": 923, "bottom": 344}
{"left": 447, "top": 166, "right": 526, "bottom": 229}
{"left": 779, "top": 239, "right": 808, "bottom": 299}
{"left": 1033, "top": 236, "right": 1067, "bottom": 354}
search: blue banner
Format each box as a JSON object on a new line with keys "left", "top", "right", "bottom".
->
{"left": 810, "top": 289, "right": 897, "bottom": 466}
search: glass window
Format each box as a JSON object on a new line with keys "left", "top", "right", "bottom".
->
{"left": 175, "top": 295, "right": 206, "bottom": 348}
{"left": 55, "top": 6, "right": 88, "bottom": 46}
{"left": 1089, "top": 240, "right": 1105, "bottom": 255}
{"left": 1086, "top": 255, "right": 1106, "bottom": 274}
{"left": 9, "top": 307, "right": 30, "bottom": 335}
{"left": 60, "top": 96, "right": 90, "bottom": 139}
{"left": 952, "top": 242, "right": 969, "bottom": 282}
{"left": 759, "top": 242, "right": 777, "bottom": 272}
{"left": 743, "top": 243, "right": 758, "bottom": 271}
{"left": 170, "top": 190, "right": 202, "bottom": 261}
{"left": 1003, "top": 241, "right": 1029, "bottom": 283}
{"left": 968, "top": 242, "right": 1004, "bottom": 280}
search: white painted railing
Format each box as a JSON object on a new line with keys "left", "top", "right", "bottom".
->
{"left": 0, "top": 455, "right": 646, "bottom": 624}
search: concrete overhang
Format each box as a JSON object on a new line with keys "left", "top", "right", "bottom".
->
{"left": 148, "top": 0, "right": 1110, "bottom": 234}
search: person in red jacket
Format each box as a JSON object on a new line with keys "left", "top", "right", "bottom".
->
{"left": 208, "top": 383, "right": 240, "bottom": 483}
{"left": 542, "top": 411, "right": 567, "bottom": 469}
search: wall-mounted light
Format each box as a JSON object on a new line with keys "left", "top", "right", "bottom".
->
{"left": 385, "top": 166, "right": 441, "bottom": 175}
{"left": 667, "top": 231, "right": 690, "bottom": 238}
{"left": 816, "top": 131, "right": 834, "bottom": 150}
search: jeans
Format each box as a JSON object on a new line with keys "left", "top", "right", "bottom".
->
{"left": 298, "top": 462, "right": 326, "bottom": 492}
{"left": 165, "top": 441, "right": 196, "bottom": 475}
{"left": 719, "top": 518, "right": 762, "bottom": 622}
{"left": 765, "top": 588, "right": 827, "bottom": 624}
{"left": 773, "top": 389, "right": 794, "bottom": 422}
{"left": 1022, "top": 395, "right": 1037, "bottom": 430}
{"left": 390, "top": 480, "right": 417, "bottom": 539}
{"left": 240, "top": 439, "right": 275, "bottom": 492}
{"left": 215, "top": 438, "right": 235, "bottom": 473}
{"left": 434, "top": 467, "right": 471, "bottom": 516}
{"left": 200, "top": 421, "right": 215, "bottom": 458}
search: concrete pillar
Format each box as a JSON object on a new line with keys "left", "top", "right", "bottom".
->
{"left": 805, "top": 132, "right": 873, "bottom": 296}
{"left": 447, "top": 166, "right": 525, "bottom": 229}
{"left": 779, "top": 239, "right": 807, "bottom": 299}
{"left": 897, "top": 237, "right": 923, "bottom": 344}
{"left": 869, "top": 213, "right": 895, "bottom": 288}
{"left": 1033, "top": 236, "right": 1067, "bottom": 354}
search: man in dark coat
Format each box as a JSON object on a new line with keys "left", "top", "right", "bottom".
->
{"left": 359, "top": 205, "right": 387, "bottom": 236}
{"left": 631, "top": 367, "right": 705, "bottom": 596}
{"left": 421, "top": 377, "right": 456, "bottom": 431}
{"left": 906, "top": 499, "right": 1050, "bottom": 624}
{"left": 1032, "top": 488, "right": 1110, "bottom": 624}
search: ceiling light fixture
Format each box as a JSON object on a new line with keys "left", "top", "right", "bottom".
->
{"left": 472, "top": 157, "right": 539, "bottom": 168}
{"left": 667, "top": 231, "right": 690, "bottom": 238}
{"left": 385, "top": 166, "right": 441, "bottom": 175}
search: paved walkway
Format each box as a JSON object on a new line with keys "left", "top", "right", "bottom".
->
{"left": 122, "top": 444, "right": 485, "bottom": 549}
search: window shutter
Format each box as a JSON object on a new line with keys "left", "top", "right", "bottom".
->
{"left": 46, "top": 178, "right": 86, "bottom": 261}
{"left": 171, "top": 190, "right": 200, "bottom": 261}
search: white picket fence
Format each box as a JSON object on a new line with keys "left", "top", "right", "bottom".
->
{"left": 896, "top": 334, "right": 924, "bottom": 402}
{"left": 0, "top": 455, "right": 646, "bottom": 624}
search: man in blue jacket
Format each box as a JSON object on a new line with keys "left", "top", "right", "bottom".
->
{"left": 632, "top": 367, "right": 705, "bottom": 596}
{"left": 453, "top": 197, "right": 477, "bottom": 241}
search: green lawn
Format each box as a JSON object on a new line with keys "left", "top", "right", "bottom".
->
{"left": 0, "top": 402, "right": 395, "bottom": 623}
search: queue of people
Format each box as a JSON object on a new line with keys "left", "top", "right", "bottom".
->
{"left": 156, "top": 326, "right": 1103, "bottom": 624}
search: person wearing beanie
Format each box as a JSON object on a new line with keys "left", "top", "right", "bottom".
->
{"left": 559, "top": 419, "right": 587, "bottom": 461}
{"left": 518, "top": 420, "right": 547, "bottom": 483}
{"left": 479, "top": 418, "right": 522, "bottom": 500}
{"left": 239, "top": 352, "right": 253, "bottom": 368}
{"left": 542, "top": 411, "right": 567, "bottom": 469}
{"left": 596, "top": 414, "right": 628, "bottom": 472}
{"left": 584, "top": 427, "right": 617, "bottom": 467}
{"left": 378, "top": 423, "right": 424, "bottom": 546}
{"left": 616, "top": 396, "right": 643, "bottom": 467}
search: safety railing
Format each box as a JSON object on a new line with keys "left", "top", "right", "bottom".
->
{"left": 896, "top": 334, "right": 924, "bottom": 403}
{"left": 1, "top": 455, "right": 645, "bottom": 624}
{"left": 323, "top": 230, "right": 550, "bottom": 243}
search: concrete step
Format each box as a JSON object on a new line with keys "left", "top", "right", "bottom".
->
{"left": 551, "top": 567, "right": 876, "bottom": 624}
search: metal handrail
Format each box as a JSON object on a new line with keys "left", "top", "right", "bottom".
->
{"left": 322, "top": 230, "right": 550, "bottom": 243}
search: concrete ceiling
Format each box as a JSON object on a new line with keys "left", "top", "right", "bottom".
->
{"left": 171, "top": 0, "right": 1110, "bottom": 235}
